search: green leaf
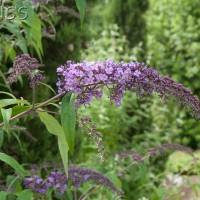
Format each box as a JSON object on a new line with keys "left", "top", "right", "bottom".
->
{"left": 38, "top": 111, "right": 68, "bottom": 176}
{"left": 15, "top": 0, "right": 34, "bottom": 23}
{"left": 0, "top": 91, "right": 16, "bottom": 99}
{"left": 0, "top": 152, "right": 28, "bottom": 177}
{"left": 38, "top": 111, "right": 65, "bottom": 138}
{"left": 0, "top": 130, "right": 4, "bottom": 148}
{"left": 0, "top": 105, "right": 29, "bottom": 123}
{"left": 0, "top": 99, "right": 30, "bottom": 109}
{"left": 31, "top": 14, "right": 43, "bottom": 57}
{"left": 16, "top": 38, "right": 28, "bottom": 53}
{"left": 58, "top": 137, "right": 68, "bottom": 177}
{"left": 1, "top": 108, "right": 12, "bottom": 132}
{"left": 0, "top": 191, "right": 7, "bottom": 200}
{"left": 17, "top": 189, "right": 33, "bottom": 200}
{"left": 61, "top": 92, "right": 76, "bottom": 154}
{"left": 11, "top": 105, "right": 29, "bottom": 117}
{"left": 75, "top": 0, "right": 86, "bottom": 25}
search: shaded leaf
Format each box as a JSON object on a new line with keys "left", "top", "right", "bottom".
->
{"left": 0, "top": 152, "right": 28, "bottom": 177}
{"left": 61, "top": 92, "right": 76, "bottom": 154}
{"left": 58, "top": 137, "right": 68, "bottom": 177}
{"left": 0, "top": 191, "right": 7, "bottom": 200}
{"left": 17, "top": 189, "right": 33, "bottom": 200}
{"left": 38, "top": 111, "right": 68, "bottom": 176}
{"left": 0, "top": 99, "right": 30, "bottom": 109}
{"left": 1, "top": 108, "right": 12, "bottom": 132}
{"left": 75, "top": 0, "right": 86, "bottom": 25}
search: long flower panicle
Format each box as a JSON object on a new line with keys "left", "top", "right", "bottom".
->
{"left": 116, "top": 143, "right": 193, "bottom": 176}
{"left": 116, "top": 143, "right": 192, "bottom": 167}
{"left": 7, "top": 54, "right": 44, "bottom": 88}
{"left": 80, "top": 117, "right": 105, "bottom": 162}
{"left": 57, "top": 60, "right": 200, "bottom": 119}
{"left": 24, "top": 167, "right": 123, "bottom": 196}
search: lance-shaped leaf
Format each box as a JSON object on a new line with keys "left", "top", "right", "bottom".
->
{"left": 38, "top": 111, "right": 68, "bottom": 176}
{"left": 58, "top": 138, "right": 68, "bottom": 177}
{"left": 75, "top": 0, "right": 86, "bottom": 25}
{"left": 1, "top": 108, "right": 12, "bottom": 132}
{"left": 0, "top": 152, "right": 28, "bottom": 177}
{"left": 0, "top": 99, "right": 30, "bottom": 109}
{"left": 61, "top": 92, "right": 76, "bottom": 154}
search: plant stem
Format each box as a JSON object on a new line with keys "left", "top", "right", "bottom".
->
{"left": 74, "top": 187, "right": 78, "bottom": 200}
{"left": 0, "top": 92, "right": 65, "bottom": 128}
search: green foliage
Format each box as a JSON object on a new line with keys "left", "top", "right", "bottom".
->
{"left": 145, "top": 0, "right": 200, "bottom": 148}
{"left": 75, "top": 0, "right": 86, "bottom": 25}
{"left": 17, "top": 189, "right": 33, "bottom": 200}
{"left": 0, "top": 152, "right": 28, "bottom": 177}
{"left": 166, "top": 151, "right": 200, "bottom": 174}
{"left": 146, "top": 0, "right": 200, "bottom": 91}
{"left": 1, "top": 108, "right": 12, "bottom": 132}
{"left": 38, "top": 110, "right": 69, "bottom": 176}
{"left": 0, "top": 99, "right": 30, "bottom": 109}
{"left": 0, "top": 0, "right": 43, "bottom": 63}
{"left": 82, "top": 24, "right": 143, "bottom": 62}
{"left": 0, "top": 191, "right": 7, "bottom": 200}
{"left": 103, "top": 0, "right": 148, "bottom": 48}
{"left": 61, "top": 92, "right": 76, "bottom": 154}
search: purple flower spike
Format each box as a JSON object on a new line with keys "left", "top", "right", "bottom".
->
{"left": 24, "top": 167, "right": 123, "bottom": 196}
{"left": 57, "top": 60, "right": 200, "bottom": 119}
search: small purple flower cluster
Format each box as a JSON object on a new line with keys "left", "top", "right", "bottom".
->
{"left": 7, "top": 54, "right": 44, "bottom": 88}
{"left": 24, "top": 167, "right": 123, "bottom": 195}
{"left": 118, "top": 150, "right": 144, "bottom": 164}
{"left": 24, "top": 175, "right": 47, "bottom": 194}
{"left": 57, "top": 60, "right": 200, "bottom": 118}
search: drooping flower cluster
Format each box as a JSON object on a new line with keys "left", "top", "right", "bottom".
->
{"left": 116, "top": 143, "right": 192, "bottom": 166}
{"left": 79, "top": 117, "right": 105, "bottom": 162}
{"left": 147, "top": 143, "right": 192, "bottom": 157}
{"left": 116, "top": 143, "right": 193, "bottom": 176}
{"left": 24, "top": 167, "right": 123, "bottom": 196}
{"left": 7, "top": 54, "right": 44, "bottom": 88}
{"left": 57, "top": 60, "right": 200, "bottom": 119}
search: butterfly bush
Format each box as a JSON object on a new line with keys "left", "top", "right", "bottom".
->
{"left": 7, "top": 54, "right": 44, "bottom": 88}
{"left": 57, "top": 60, "right": 200, "bottom": 118}
{"left": 24, "top": 167, "right": 123, "bottom": 195}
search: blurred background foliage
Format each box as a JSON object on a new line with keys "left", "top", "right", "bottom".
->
{"left": 0, "top": 0, "right": 200, "bottom": 199}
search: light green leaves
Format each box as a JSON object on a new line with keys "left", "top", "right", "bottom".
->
{"left": 0, "top": 191, "right": 6, "bottom": 200}
{"left": 38, "top": 111, "right": 65, "bottom": 138}
{"left": 75, "top": 0, "right": 86, "bottom": 25}
{"left": 38, "top": 111, "right": 68, "bottom": 176}
{"left": 61, "top": 92, "right": 76, "bottom": 154}
{"left": 58, "top": 138, "right": 69, "bottom": 177}
{"left": 38, "top": 92, "right": 76, "bottom": 176}
{"left": 0, "top": 99, "right": 30, "bottom": 109}
{"left": 0, "top": 152, "right": 28, "bottom": 177}
{"left": 1, "top": 108, "right": 12, "bottom": 132}
{"left": 17, "top": 189, "right": 33, "bottom": 200}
